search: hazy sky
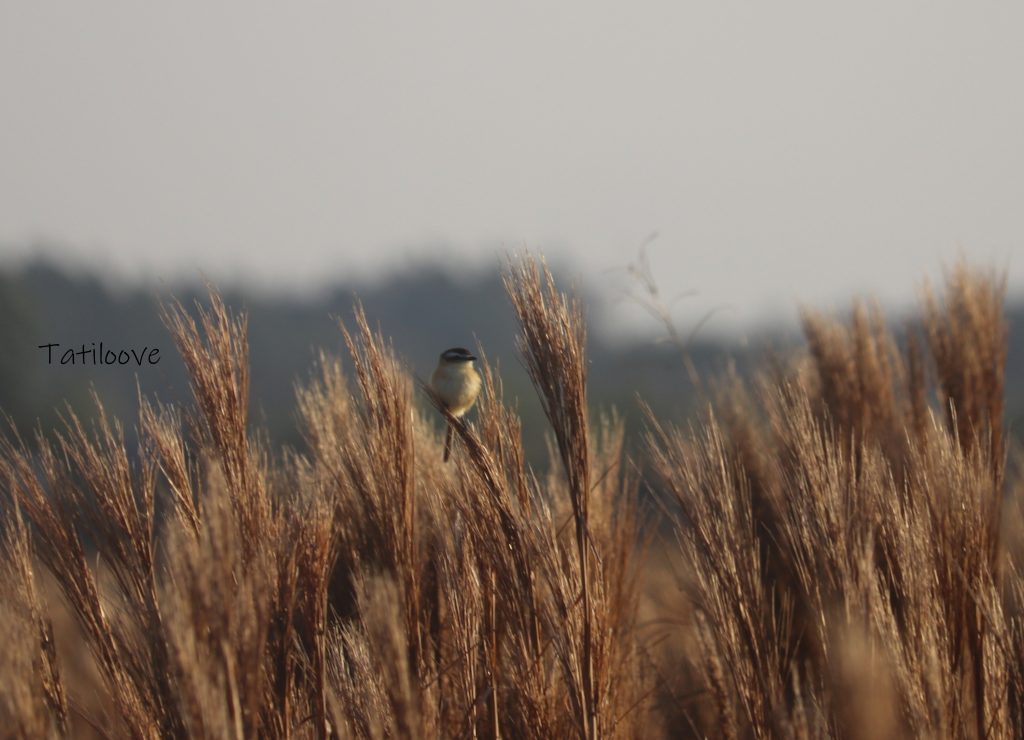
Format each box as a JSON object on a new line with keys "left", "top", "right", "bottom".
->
{"left": 2, "top": 2, "right": 1022, "bottom": 334}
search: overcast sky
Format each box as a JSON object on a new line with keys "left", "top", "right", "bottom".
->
{"left": 2, "top": 2, "right": 1022, "bottom": 334}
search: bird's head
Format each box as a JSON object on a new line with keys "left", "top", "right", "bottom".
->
{"left": 439, "top": 347, "right": 477, "bottom": 365}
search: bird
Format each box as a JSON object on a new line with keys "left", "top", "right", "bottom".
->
{"left": 429, "top": 347, "right": 482, "bottom": 462}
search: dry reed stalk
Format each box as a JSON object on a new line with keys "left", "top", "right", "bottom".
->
{"left": 0, "top": 494, "right": 68, "bottom": 737}
{"left": 504, "top": 256, "right": 599, "bottom": 739}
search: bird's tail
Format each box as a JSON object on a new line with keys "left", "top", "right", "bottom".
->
{"left": 443, "top": 422, "right": 454, "bottom": 463}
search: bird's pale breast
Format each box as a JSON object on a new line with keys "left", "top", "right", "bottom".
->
{"left": 430, "top": 365, "right": 482, "bottom": 416}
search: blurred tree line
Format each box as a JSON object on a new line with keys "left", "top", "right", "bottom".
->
{"left": 0, "top": 258, "right": 1020, "bottom": 464}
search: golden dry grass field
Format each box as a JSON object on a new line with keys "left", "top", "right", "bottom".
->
{"left": 1, "top": 256, "right": 1020, "bottom": 738}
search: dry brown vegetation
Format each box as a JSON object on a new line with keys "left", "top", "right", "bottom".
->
{"left": 0, "top": 256, "right": 1020, "bottom": 738}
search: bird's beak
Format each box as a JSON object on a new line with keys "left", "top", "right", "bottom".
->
{"left": 468, "top": 354, "right": 478, "bottom": 362}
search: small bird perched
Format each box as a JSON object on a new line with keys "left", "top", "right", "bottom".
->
{"left": 430, "top": 347, "right": 482, "bottom": 462}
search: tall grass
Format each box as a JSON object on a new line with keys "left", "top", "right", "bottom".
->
{"left": 0, "top": 257, "right": 1018, "bottom": 738}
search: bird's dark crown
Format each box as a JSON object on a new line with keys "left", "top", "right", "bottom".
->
{"left": 441, "top": 347, "right": 477, "bottom": 363}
